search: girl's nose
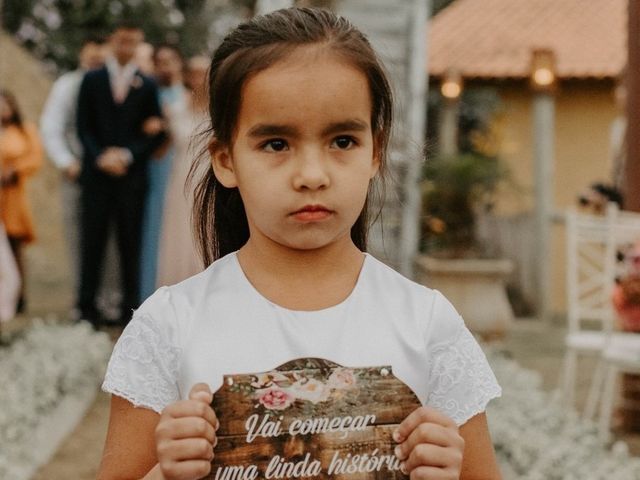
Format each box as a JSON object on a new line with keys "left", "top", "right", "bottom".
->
{"left": 292, "top": 151, "right": 330, "bottom": 191}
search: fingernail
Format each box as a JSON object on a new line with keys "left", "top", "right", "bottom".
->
{"left": 392, "top": 429, "right": 403, "bottom": 443}
{"left": 394, "top": 445, "right": 404, "bottom": 460}
{"left": 400, "top": 462, "right": 407, "bottom": 475}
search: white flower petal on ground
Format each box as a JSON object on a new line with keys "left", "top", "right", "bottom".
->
{"left": 0, "top": 321, "right": 111, "bottom": 479}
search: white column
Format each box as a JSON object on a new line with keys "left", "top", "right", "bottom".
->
{"left": 533, "top": 92, "right": 555, "bottom": 321}
{"left": 398, "top": 0, "right": 431, "bottom": 278}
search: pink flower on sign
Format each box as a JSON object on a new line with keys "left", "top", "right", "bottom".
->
{"left": 327, "top": 368, "right": 357, "bottom": 390}
{"left": 256, "top": 387, "right": 294, "bottom": 410}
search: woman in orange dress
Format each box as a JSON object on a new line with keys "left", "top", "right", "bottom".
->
{"left": 0, "top": 90, "right": 43, "bottom": 313}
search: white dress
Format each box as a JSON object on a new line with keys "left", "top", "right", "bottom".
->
{"left": 0, "top": 222, "right": 20, "bottom": 322}
{"left": 103, "top": 252, "right": 501, "bottom": 426}
{"left": 155, "top": 97, "right": 205, "bottom": 288}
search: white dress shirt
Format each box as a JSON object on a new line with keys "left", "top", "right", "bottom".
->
{"left": 40, "top": 69, "right": 85, "bottom": 170}
{"left": 106, "top": 57, "right": 138, "bottom": 104}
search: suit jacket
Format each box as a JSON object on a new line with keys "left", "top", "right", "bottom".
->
{"left": 76, "top": 65, "right": 164, "bottom": 186}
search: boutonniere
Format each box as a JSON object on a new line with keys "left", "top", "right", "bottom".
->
{"left": 131, "top": 75, "right": 143, "bottom": 89}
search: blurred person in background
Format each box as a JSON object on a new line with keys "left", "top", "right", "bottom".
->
{"left": 40, "top": 35, "right": 107, "bottom": 320}
{"left": 0, "top": 90, "right": 44, "bottom": 314}
{"left": 135, "top": 42, "right": 156, "bottom": 77}
{"left": 0, "top": 221, "right": 20, "bottom": 322}
{"left": 577, "top": 181, "right": 624, "bottom": 215}
{"left": 76, "top": 21, "right": 164, "bottom": 327}
{"left": 155, "top": 55, "right": 209, "bottom": 287}
{"left": 139, "top": 43, "right": 187, "bottom": 301}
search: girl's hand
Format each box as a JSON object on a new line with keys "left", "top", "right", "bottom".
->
{"left": 393, "top": 406, "right": 465, "bottom": 479}
{"left": 155, "top": 383, "right": 219, "bottom": 480}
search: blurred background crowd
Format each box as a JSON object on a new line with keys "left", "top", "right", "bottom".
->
{"left": 1, "top": 21, "right": 210, "bottom": 327}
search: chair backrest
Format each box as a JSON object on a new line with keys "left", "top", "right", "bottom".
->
{"left": 566, "top": 203, "right": 640, "bottom": 334}
{"left": 566, "top": 205, "right": 616, "bottom": 334}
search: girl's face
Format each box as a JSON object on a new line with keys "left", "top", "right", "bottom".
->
{"left": 212, "top": 46, "right": 380, "bottom": 252}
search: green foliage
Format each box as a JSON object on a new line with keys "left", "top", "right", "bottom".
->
{"left": 421, "top": 152, "right": 508, "bottom": 257}
{"left": 2, "top": 0, "right": 213, "bottom": 72}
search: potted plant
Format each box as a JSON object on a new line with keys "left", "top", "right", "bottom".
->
{"left": 414, "top": 151, "right": 515, "bottom": 339}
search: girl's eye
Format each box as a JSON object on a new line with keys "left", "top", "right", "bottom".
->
{"left": 262, "top": 139, "right": 289, "bottom": 152}
{"left": 331, "top": 136, "right": 357, "bottom": 150}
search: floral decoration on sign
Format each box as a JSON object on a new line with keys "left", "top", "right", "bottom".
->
{"left": 230, "top": 367, "right": 360, "bottom": 411}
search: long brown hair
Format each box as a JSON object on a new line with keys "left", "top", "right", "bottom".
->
{"left": 190, "top": 7, "right": 393, "bottom": 265}
{"left": 0, "top": 90, "right": 25, "bottom": 130}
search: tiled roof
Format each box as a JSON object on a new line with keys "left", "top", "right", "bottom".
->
{"left": 428, "top": 0, "right": 626, "bottom": 79}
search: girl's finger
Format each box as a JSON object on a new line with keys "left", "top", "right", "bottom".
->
{"left": 409, "top": 465, "right": 452, "bottom": 480}
{"left": 403, "top": 443, "right": 462, "bottom": 472}
{"left": 158, "top": 416, "right": 216, "bottom": 443}
{"left": 160, "top": 459, "right": 212, "bottom": 480}
{"left": 189, "top": 382, "right": 213, "bottom": 404}
{"left": 393, "top": 407, "right": 457, "bottom": 443}
{"left": 158, "top": 437, "right": 214, "bottom": 462}
{"left": 395, "top": 422, "right": 461, "bottom": 461}
{"left": 164, "top": 400, "right": 219, "bottom": 429}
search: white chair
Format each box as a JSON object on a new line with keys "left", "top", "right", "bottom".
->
{"left": 562, "top": 205, "right": 618, "bottom": 412}
{"left": 592, "top": 206, "right": 640, "bottom": 441}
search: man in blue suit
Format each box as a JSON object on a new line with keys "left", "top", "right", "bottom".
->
{"left": 77, "top": 21, "right": 164, "bottom": 326}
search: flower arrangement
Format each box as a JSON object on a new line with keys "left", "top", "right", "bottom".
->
{"left": 612, "top": 242, "right": 640, "bottom": 331}
{"left": 0, "top": 320, "right": 111, "bottom": 480}
{"left": 231, "top": 367, "right": 359, "bottom": 412}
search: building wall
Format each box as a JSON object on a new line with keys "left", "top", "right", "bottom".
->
{"left": 494, "top": 80, "right": 618, "bottom": 315}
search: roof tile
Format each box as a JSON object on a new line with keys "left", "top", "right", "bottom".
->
{"left": 428, "top": 0, "right": 626, "bottom": 79}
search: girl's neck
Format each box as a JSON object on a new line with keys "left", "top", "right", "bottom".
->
{"left": 236, "top": 236, "right": 365, "bottom": 311}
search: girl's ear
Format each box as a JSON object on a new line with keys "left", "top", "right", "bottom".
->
{"left": 209, "top": 138, "right": 238, "bottom": 188}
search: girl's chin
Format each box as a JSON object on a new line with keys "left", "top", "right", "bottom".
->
{"left": 277, "top": 233, "right": 350, "bottom": 252}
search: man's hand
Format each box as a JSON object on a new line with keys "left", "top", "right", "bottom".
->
{"left": 64, "top": 160, "right": 81, "bottom": 181}
{"left": 143, "top": 116, "right": 166, "bottom": 136}
{"left": 97, "top": 148, "right": 129, "bottom": 176}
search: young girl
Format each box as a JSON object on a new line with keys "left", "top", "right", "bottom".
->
{"left": 99, "top": 8, "right": 502, "bottom": 480}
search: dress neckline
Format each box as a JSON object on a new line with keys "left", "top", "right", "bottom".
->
{"left": 230, "top": 252, "right": 369, "bottom": 315}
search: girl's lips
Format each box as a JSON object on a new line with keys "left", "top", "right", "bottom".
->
{"left": 291, "top": 205, "right": 333, "bottom": 222}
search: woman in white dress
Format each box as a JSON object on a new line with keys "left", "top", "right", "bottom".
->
{"left": 156, "top": 57, "right": 210, "bottom": 287}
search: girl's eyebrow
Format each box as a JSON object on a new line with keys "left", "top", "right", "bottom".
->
{"left": 247, "top": 124, "right": 297, "bottom": 138}
{"left": 321, "top": 119, "right": 369, "bottom": 136}
{"left": 247, "top": 119, "right": 369, "bottom": 138}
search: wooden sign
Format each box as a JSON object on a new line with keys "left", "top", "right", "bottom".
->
{"left": 208, "top": 358, "right": 421, "bottom": 480}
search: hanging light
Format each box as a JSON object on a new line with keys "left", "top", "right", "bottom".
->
{"left": 530, "top": 49, "right": 557, "bottom": 92}
{"left": 441, "top": 69, "right": 463, "bottom": 100}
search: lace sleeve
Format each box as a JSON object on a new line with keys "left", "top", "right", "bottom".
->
{"left": 102, "top": 312, "right": 181, "bottom": 413}
{"left": 425, "top": 323, "right": 501, "bottom": 426}
{"left": 424, "top": 291, "right": 501, "bottom": 426}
